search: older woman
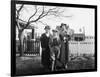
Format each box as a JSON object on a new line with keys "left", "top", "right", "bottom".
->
{"left": 56, "top": 23, "right": 73, "bottom": 70}
{"left": 49, "top": 29, "right": 62, "bottom": 71}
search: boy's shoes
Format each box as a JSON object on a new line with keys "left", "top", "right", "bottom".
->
{"left": 65, "top": 64, "right": 68, "bottom": 69}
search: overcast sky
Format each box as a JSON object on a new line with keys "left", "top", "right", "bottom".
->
{"left": 16, "top": 4, "right": 95, "bottom": 36}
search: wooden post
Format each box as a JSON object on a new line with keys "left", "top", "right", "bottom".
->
{"left": 32, "top": 29, "right": 34, "bottom": 39}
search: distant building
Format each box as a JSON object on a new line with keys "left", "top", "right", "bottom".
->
{"left": 71, "top": 33, "right": 85, "bottom": 41}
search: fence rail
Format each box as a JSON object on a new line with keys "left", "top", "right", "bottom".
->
{"left": 16, "top": 40, "right": 94, "bottom": 56}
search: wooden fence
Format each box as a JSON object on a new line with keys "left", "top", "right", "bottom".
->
{"left": 16, "top": 39, "right": 94, "bottom": 56}
{"left": 25, "top": 40, "right": 40, "bottom": 55}
{"left": 16, "top": 39, "right": 40, "bottom": 56}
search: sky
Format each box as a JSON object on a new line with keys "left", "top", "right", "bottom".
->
{"left": 16, "top": 4, "right": 95, "bottom": 36}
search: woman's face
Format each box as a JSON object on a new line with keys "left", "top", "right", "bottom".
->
{"left": 45, "top": 29, "right": 50, "bottom": 33}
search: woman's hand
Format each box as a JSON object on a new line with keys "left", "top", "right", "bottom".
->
{"left": 51, "top": 55, "right": 55, "bottom": 60}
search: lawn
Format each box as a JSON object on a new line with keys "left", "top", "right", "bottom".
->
{"left": 16, "top": 56, "right": 95, "bottom": 76}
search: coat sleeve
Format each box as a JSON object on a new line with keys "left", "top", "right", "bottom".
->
{"left": 40, "top": 34, "right": 45, "bottom": 48}
{"left": 49, "top": 36, "right": 53, "bottom": 48}
{"left": 59, "top": 34, "right": 64, "bottom": 41}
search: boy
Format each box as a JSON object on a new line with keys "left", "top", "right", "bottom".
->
{"left": 49, "top": 29, "right": 61, "bottom": 71}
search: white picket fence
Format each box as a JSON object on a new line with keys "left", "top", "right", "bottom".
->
{"left": 69, "top": 40, "right": 94, "bottom": 56}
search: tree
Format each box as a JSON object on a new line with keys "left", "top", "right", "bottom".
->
{"left": 16, "top": 4, "right": 72, "bottom": 56}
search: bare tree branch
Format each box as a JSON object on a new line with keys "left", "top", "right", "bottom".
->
{"left": 16, "top": 4, "right": 24, "bottom": 18}
{"left": 16, "top": 4, "right": 24, "bottom": 30}
{"left": 29, "top": 7, "right": 57, "bottom": 23}
{"left": 23, "top": 7, "right": 57, "bottom": 29}
{"left": 17, "top": 4, "right": 24, "bottom": 13}
{"left": 40, "top": 7, "right": 57, "bottom": 18}
{"left": 16, "top": 20, "right": 20, "bottom": 30}
{"left": 16, "top": 5, "right": 71, "bottom": 32}
{"left": 18, "top": 18, "right": 27, "bottom": 22}
{"left": 28, "top": 6, "right": 38, "bottom": 22}
{"left": 38, "top": 21, "right": 48, "bottom": 26}
{"left": 21, "top": 6, "right": 39, "bottom": 31}
{"left": 29, "top": 6, "right": 45, "bottom": 23}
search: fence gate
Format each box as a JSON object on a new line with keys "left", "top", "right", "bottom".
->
{"left": 24, "top": 40, "right": 40, "bottom": 56}
{"left": 16, "top": 39, "right": 40, "bottom": 56}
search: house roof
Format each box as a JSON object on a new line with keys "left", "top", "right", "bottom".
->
{"left": 73, "top": 33, "right": 85, "bottom": 37}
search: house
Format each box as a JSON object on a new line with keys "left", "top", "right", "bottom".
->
{"left": 71, "top": 33, "right": 85, "bottom": 41}
{"left": 16, "top": 19, "right": 37, "bottom": 40}
{"left": 69, "top": 33, "right": 94, "bottom": 55}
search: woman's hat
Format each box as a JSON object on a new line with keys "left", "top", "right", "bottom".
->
{"left": 44, "top": 25, "right": 50, "bottom": 30}
{"left": 60, "top": 23, "right": 66, "bottom": 28}
{"left": 52, "top": 29, "right": 58, "bottom": 32}
{"left": 56, "top": 26, "right": 61, "bottom": 30}
{"left": 60, "top": 23, "right": 69, "bottom": 29}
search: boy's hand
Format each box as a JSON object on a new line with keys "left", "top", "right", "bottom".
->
{"left": 42, "top": 48, "right": 45, "bottom": 51}
{"left": 57, "top": 54, "right": 60, "bottom": 59}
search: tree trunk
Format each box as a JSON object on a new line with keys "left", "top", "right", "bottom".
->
{"left": 19, "top": 30, "right": 24, "bottom": 57}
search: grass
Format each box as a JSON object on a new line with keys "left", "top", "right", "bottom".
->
{"left": 16, "top": 55, "right": 95, "bottom": 76}
{"left": 67, "top": 57, "right": 95, "bottom": 70}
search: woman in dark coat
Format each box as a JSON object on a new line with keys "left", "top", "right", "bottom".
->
{"left": 40, "top": 26, "right": 51, "bottom": 70}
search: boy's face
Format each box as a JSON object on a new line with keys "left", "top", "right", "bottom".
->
{"left": 62, "top": 25, "right": 66, "bottom": 30}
